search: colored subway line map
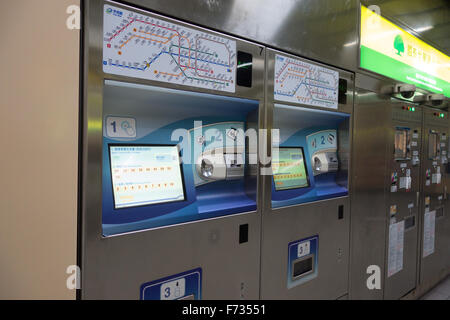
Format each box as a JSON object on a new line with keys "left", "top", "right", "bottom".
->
{"left": 274, "top": 54, "right": 339, "bottom": 109}
{"left": 103, "top": 5, "right": 237, "bottom": 92}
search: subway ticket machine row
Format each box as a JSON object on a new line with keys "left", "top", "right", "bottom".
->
{"left": 81, "top": 0, "right": 264, "bottom": 299}
{"left": 260, "top": 49, "right": 354, "bottom": 299}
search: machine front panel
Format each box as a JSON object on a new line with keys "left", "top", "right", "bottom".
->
{"left": 384, "top": 103, "right": 422, "bottom": 300}
{"left": 260, "top": 48, "right": 353, "bottom": 300}
{"left": 81, "top": 0, "right": 265, "bottom": 299}
{"left": 419, "top": 109, "right": 449, "bottom": 286}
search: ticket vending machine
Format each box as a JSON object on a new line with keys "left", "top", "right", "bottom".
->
{"left": 260, "top": 49, "right": 354, "bottom": 299}
{"left": 419, "top": 108, "right": 449, "bottom": 288}
{"left": 375, "top": 102, "right": 423, "bottom": 300}
{"left": 80, "top": 0, "right": 264, "bottom": 299}
{"left": 352, "top": 74, "right": 448, "bottom": 299}
{"left": 352, "top": 76, "right": 426, "bottom": 299}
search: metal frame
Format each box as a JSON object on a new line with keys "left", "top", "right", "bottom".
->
{"left": 81, "top": 0, "right": 266, "bottom": 299}
{"left": 260, "top": 47, "right": 355, "bottom": 300}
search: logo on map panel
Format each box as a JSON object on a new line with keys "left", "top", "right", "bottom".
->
{"left": 274, "top": 54, "right": 339, "bottom": 109}
{"left": 103, "top": 5, "right": 237, "bottom": 92}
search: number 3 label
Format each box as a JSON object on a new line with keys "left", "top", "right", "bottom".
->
{"left": 106, "top": 116, "right": 137, "bottom": 138}
{"left": 160, "top": 278, "right": 186, "bottom": 300}
{"left": 297, "top": 241, "right": 310, "bottom": 258}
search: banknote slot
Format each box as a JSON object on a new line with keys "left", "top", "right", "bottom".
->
{"left": 292, "top": 254, "right": 314, "bottom": 280}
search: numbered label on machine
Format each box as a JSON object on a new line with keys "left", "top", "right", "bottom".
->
{"left": 307, "top": 130, "right": 339, "bottom": 176}
{"left": 287, "top": 236, "right": 318, "bottom": 289}
{"left": 105, "top": 116, "right": 137, "bottom": 138}
{"left": 140, "top": 268, "right": 202, "bottom": 300}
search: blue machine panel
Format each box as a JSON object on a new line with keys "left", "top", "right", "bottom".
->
{"left": 271, "top": 105, "right": 349, "bottom": 208}
{"left": 102, "top": 81, "right": 259, "bottom": 236}
{"left": 287, "top": 236, "right": 318, "bottom": 289}
{"left": 140, "top": 268, "right": 202, "bottom": 300}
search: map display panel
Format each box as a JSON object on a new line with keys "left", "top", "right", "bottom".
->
{"left": 274, "top": 54, "right": 339, "bottom": 109}
{"left": 103, "top": 4, "right": 237, "bottom": 92}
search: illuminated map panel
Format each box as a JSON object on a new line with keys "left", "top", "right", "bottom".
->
{"left": 109, "top": 146, "right": 185, "bottom": 209}
{"left": 272, "top": 147, "right": 310, "bottom": 191}
{"left": 274, "top": 54, "right": 339, "bottom": 109}
{"left": 103, "top": 4, "right": 236, "bottom": 92}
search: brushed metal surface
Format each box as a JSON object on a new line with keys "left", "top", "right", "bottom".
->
{"left": 124, "top": 0, "right": 359, "bottom": 71}
{"left": 351, "top": 72, "right": 448, "bottom": 300}
{"left": 350, "top": 73, "right": 422, "bottom": 300}
{"left": 260, "top": 48, "right": 354, "bottom": 299}
{"left": 81, "top": 0, "right": 265, "bottom": 299}
{"left": 383, "top": 104, "right": 422, "bottom": 300}
{"left": 418, "top": 108, "right": 449, "bottom": 287}
{"left": 350, "top": 75, "right": 390, "bottom": 300}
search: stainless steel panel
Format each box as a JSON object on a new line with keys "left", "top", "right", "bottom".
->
{"left": 350, "top": 78, "right": 390, "bottom": 300}
{"left": 350, "top": 73, "right": 422, "bottom": 300}
{"left": 418, "top": 108, "right": 449, "bottom": 287}
{"left": 261, "top": 48, "right": 354, "bottom": 299}
{"left": 81, "top": 0, "right": 265, "bottom": 299}
{"left": 124, "top": 0, "right": 359, "bottom": 71}
{"left": 384, "top": 104, "right": 422, "bottom": 300}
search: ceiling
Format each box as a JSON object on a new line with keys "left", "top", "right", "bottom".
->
{"left": 362, "top": 0, "right": 450, "bottom": 55}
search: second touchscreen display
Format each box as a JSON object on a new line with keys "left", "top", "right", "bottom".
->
{"left": 272, "top": 147, "right": 310, "bottom": 191}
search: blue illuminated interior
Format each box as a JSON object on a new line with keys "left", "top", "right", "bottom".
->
{"left": 271, "top": 104, "right": 350, "bottom": 208}
{"left": 101, "top": 80, "right": 259, "bottom": 236}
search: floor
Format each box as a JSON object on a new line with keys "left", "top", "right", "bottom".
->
{"left": 420, "top": 276, "right": 450, "bottom": 300}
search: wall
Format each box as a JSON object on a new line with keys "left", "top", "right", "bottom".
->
{"left": 0, "top": 0, "right": 79, "bottom": 299}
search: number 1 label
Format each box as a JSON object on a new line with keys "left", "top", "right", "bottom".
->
{"left": 105, "top": 116, "right": 137, "bottom": 138}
